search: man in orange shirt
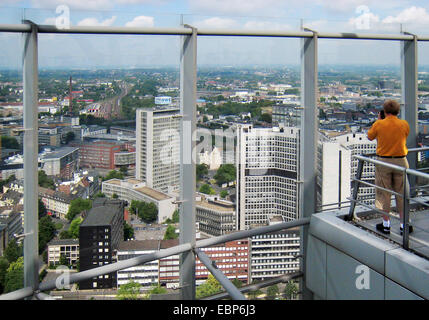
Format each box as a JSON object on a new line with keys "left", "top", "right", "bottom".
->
{"left": 367, "top": 99, "right": 413, "bottom": 235}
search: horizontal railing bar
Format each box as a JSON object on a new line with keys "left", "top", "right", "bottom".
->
{"left": 353, "top": 155, "right": 408, "bottom": 172}
{"left": 351, "top": 178, "right": 404, "bottom": 197}
{"left": 0, "top": 286, "right": 34, "bottom": 301}
{"left": 364, "top": 147, "right": 429, "bottom": 158}
{"left": 34, "top": 292, "right": 56, "bottom": 300}
{"left": 194, "top": 248, "right": 246, "bottom": 300}
{"left": 0, "top": 24, "right": 426, "bottom": 41}
{"left": 347, "top": 197, "right": 398, "bottom": 218}
{"left": 202, "top": 272, "right": 303, "bottom": 300}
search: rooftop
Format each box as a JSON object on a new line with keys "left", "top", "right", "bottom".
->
{"left": 81, "top": 199, "right": 124, "bottom": 227}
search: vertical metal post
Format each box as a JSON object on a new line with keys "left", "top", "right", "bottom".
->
{"left": 347, "top": 159, "right": 364, "bottom": 221}
{"left": 22, "top": 20, "right": 39, "bottom": 294}
{"left": 402, "top": 172, "right": 410, "bottom": 250}
{"left": 179, "top": 24, "right": 197, "bottom": 300}
{"left": 401, "top": 34, "right": 418, "bottom": 196}
{"left": 299, "top": 30, "right": 318, "bottom": 300}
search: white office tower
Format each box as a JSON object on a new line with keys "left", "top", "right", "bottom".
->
{"left": 317, "top": 132, "right": 377, "bottom": 211}
{"left": 136, "top": 108, "right": 180, "bottom": 194}
{"left": 236, "top": 125, "right": 300, "bottom": 230}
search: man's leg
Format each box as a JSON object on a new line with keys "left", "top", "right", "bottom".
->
{"left": 392, "top": 158, "right": 412, "bottom": 233}
{"left": 375, "top": 163, "right": 393, "bottom": 233}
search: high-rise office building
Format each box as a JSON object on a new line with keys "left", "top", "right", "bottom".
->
{"left": 136, "top": 108, "right": 181, "bottom": 194}
{"left": 317, "top": 132, "right": 377, "bottom": 211}
{"left": 236, "top": 125, "right": 301, "bottom": 230}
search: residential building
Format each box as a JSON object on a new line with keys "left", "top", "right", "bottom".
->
{"left": 47, "top": 239, "right": 79, "bottom": 267}
{"left": 136, "top": 108, "right": 180, "bottom": 193}
{"left": 79, "top": 198, "right": 125, "bottom": 289}
{"left": 39, "top": 187, "right": 74, "bottom": 219}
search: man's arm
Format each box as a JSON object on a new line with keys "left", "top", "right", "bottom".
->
{"left": 367, "top": 122, "right": 377, "bottom": 141}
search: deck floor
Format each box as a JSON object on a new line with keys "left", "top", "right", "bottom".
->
{"left": 355, "top": 209, "right": 429, "bottom": 258}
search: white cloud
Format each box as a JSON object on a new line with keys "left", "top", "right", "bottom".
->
{"left": 193, "top": 17, "right": 239, "bottom": 29}
{"left": 31, "top": 0, "right": 114, "bottom": 10}
{"left": 382, "top": 6, "right": 429, "bottom": 24}
{"left": 125, "top": 16, "right": 155, "bottom": 27}
{"left": 348, "top": 12, "right": 380, "bottom": 30}
{"left": 77, "top": 16, "right": 117, "bottom": 27}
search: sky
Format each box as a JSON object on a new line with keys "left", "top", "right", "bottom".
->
{"left": 1, "top": 0, "right": 429, "bottom": 68}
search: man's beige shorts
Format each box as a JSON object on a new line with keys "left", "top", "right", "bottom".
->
{"left": 374, "top": 157, "right": 409, "bottom": 215}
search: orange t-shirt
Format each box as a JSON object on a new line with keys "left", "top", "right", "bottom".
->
{"left": 367, "top": 115, "right": 409, "bottom": 156}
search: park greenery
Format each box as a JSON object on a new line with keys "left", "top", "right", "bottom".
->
{"left": 38, "top": 170, "right": 55, "bottom": 190}
{"left": 214, "top": 164, "right": 236, "bottom": 186}
{"left": 66, "top": 198, "right": 92, "bottom": 221}
{"left": 163, "top": 224, "right": 178, "bottom": 240}
{"left": 0, "top": 240, "right": 23, "bottom": 294}
{"left": 199, "top": 183, "right": 216, "bottom": 195}
{"left": 102, "top": 170, "right": 125, "bottom": 181}
{"left": 129, "top": 200, "right": 158, "bottom": 223}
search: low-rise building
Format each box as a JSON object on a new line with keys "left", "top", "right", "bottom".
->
{"left": 102, "top": 178, "right": 176, "bottom": 224}
{"left": 250, "top": 216, "right": 300, "bottom": 282}
{"left": 196, "top": 196, "right": 236, "bottom": 237}
{"left": 47, "top": 239, "right": 79, "bottom": 267}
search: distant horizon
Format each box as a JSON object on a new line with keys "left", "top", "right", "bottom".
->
{"left": 1, "top": 64, "right": 425, "bottom": 72}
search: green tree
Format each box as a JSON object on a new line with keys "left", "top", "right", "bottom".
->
{"left": 146, "top": 285, "right": 167, "bottom": 299}
{"left": 124, "top": 221, "right": 134, "bottom": 241}
{"left": 130, "top": 201, "right": 158, "bottom": 223}
{"left": 68, "top": 217, "right": 83, "bottom": 239}
{"left": 64, "top": 131, "right": 75, "bottom": 144}
{"left": 0, "top": 257, "right": 9, "bottom": 294}
{"left": 266, "top": 284, "right": 279, "bottom": 300}
{"left": 66, "top": 198, "right": 92, "bottom": 221}
{"left": 163, "top": 225, "right": 178, "bottom": 240}
{"left": 199, "top": 184, "right": 216, "bottom": 195}
{"left": 284, "top": 281, "right": 298, "bottom": 300}
{"left": 259, "top": 113, "right": 272, "bottom": 123}
{"left": 117, "top": 281, "right": 142, "bottom": 300}
{"left": 196, "top": 274, "right": 222, "bottom": 299}
{"left": 196, "top": 163, "right": 209, "bottom": 181}
{"left": 38, "top": 170, "right": 55, "bottom": 190}
{"left": 4, "top": 257, "right": 23, "bottom": 293}
{"left": 39, "top": 215, "right": 56, "bottom": 254}
{"left": 103, "top": 170, "right": 124, "bottom": 181}
{"left": 214, "top": 164, "right": 236, "bottom": 186}
{"left": 220, "top": 190, "right": 228, "bottom": 198}
{"left": 38, "top": 198, "right": 47, "bottom": 218}
{"left": 3, "top": 239, "right": 22, "bottom": 264}
{"left": 1, "top": 136, "right": 20, "bottom": 149}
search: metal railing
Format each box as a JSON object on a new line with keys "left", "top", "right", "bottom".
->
{"left": 347, "top": 147, "right": 429, "bottom": 250}
{"left": 0, "top": 217, "right": 310, "bottom": 300}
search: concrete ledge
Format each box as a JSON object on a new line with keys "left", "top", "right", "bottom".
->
{"left": 309, "top": 212, "right": 399, "bottom": 274}
{"left": 386, "top": 248, "right": 429, "bottom": 299}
